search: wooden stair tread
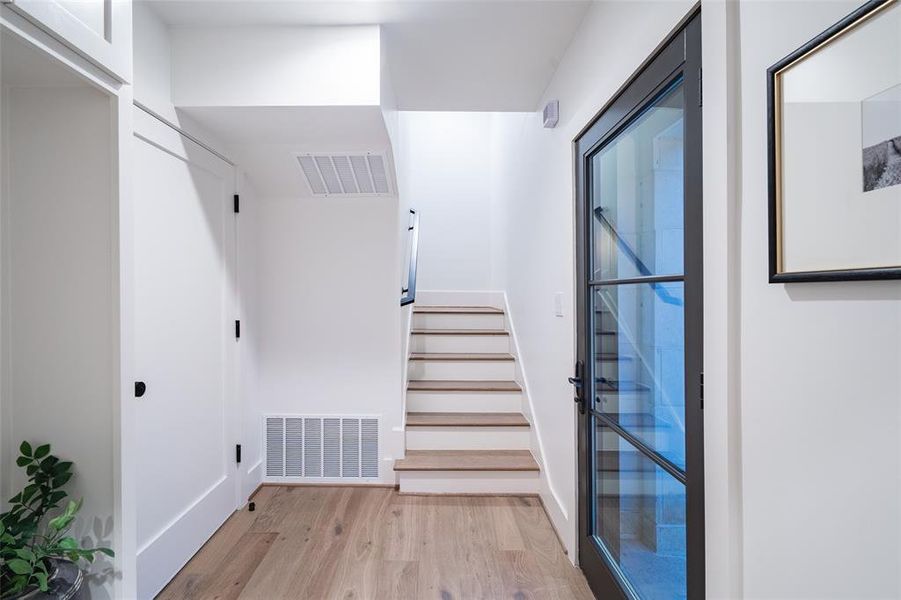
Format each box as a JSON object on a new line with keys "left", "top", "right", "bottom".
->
{"left": 411, "top": 328, "right": 509, "bottom": 336}
{"left": 394, "top": 450, "right": 539, "bottom": 472}
{"left": 407, "top": 380, "right": 522, "bottom": 392}
{"left": 414, "top": 306, "right": 504, "bottom": 315}
{"left": 596, "top": 353, "right": 634, "bottom": 362}
{"left": 409, "top": 352, "right": 514, "bottom": 361}
{"left": 406, "top": 412, "right": 529, "bottom": 427}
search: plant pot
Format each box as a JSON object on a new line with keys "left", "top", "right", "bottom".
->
{"left": 10, "top": 560, "right": 83, "bottom": 600}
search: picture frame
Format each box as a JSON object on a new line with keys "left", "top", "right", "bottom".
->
{"left": 767, "top": 0, "right": 901, "bottom": 283}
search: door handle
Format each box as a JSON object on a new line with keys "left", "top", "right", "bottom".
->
{"left": 569, "top": 360, "right": 585, "bottom": 414}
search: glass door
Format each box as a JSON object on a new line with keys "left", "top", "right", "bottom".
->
{"left": 574, "top": 12, "right": 703, "bottom": 600}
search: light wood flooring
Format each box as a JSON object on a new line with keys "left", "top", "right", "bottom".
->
{"left": 158, "top": 486, "right": 594, "bottom": 600}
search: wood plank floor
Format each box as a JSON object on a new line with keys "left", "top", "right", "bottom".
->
{"left": 158, "top": 486, "right": 594, "bottom": 600}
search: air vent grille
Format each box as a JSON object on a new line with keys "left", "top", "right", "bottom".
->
{"left": 296, "top": 153, "right": 391, "bottom": 197}
{"left": 264, "top": 415, "right": 379, "bottom": 481}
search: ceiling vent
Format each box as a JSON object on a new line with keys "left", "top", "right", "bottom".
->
{"left": 296, "top": 153, "right": 391, "bottom": 196}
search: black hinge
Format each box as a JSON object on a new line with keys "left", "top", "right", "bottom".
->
{"left": 700, "top": 372, "right": 704, "bottom": 409}
{"left": 233, "top": 194, "right": 240, "bottom": 214}
{"left": 698, "top": 67, "right": 703, "bottom": 107}
{"left": 235, "top": 444, "right": 242, "bottom": 464}
{"left": 235, "top": 320, "right": 241, "bottom": 339}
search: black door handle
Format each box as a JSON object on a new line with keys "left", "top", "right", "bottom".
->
{"left": 569, "top": 360, "right": 585, "bottom": 414}
{"left": 135, "top": 381, "right": 146, "bottom": 398}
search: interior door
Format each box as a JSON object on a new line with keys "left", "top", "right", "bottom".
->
{"left": 3, "top": 0, "right": 132, "bottom": 81}
{"left": 574, "top": 12, "right": 703, "bottom": 600}
{"left": 132, "top": 108, "right": 238, "bottom": 599}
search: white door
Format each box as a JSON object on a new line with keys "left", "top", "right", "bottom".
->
{"left": 4, "top": 0, "right": 132, "bottom": 81}
{"left": 132, "top": 108, "right": 238, "bottom": 600}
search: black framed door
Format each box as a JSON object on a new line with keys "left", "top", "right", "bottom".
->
{"left": 574, "top": 10, "right": 703, "bottom": 600}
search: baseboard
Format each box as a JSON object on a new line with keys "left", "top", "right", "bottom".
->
{"left": 397, "top": 491, "right": 540, "bottom": 497}
{"left": 538, "top": 493, "right": 569, "bottom": 556}
{"left": 259, "top": 482, "right": 397, "bottom": 489}
{"left": 136, "top": 476, "right": 234, "bottom": 599}
{"left": 501, "top": 291, "right": 577, "bottom": 562}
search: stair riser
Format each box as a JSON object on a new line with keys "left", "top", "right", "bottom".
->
{"left": 596, "top": 360, "right": 637, "bottom": 382}
{"left": 410, "top": 334, "right": 510, "bottom": 354}
{"left": 413, "top": 313, "right": 506, "bottom": 331}
{"left": 407, "top": 360, "right": 515, "bottom": 381}
{"left": 596, "top": 391, "right": 652, "bottom": 414}
{"left": 406, "top": 427, "right": 531, "bottom": 450}
{"left": 398, "top": 471, "right": 539, "bottom": 494}
{"left": 597, "top": 429, "right": 672, "bottom": 452}
{"left": 406, "top": 391, "right": 522, "bottom": 413}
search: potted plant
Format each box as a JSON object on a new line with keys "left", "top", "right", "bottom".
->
{"left": 0, "top": 442, "right": 113, "bottom": 599}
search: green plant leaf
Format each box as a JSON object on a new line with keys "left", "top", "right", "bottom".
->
{"left": 52, "top": 472, "right": 72, "bottom": 488}
{"left": 15, "top": 456, "right": 30, "bottom": 468}
{"left": 51, "top": 461, "right": 71, "bottom": 475}
{"left": 58, "top": 537, "right": 77, "bottom": 550}
{"left": 48, "top": 513, "right": 73, "bottom": 531}
{"left": 35, "top": 571, "right": 48, "bottom": 592}
{"left": 14, "top": 548, "right": 34, "bottom": 562}
{"left": 19, "top": 441, "right": 32, "bottom": 458}
{"left": 6, "top": 558, "right": 31, "bottom": 575}
{"left": 33, "top": 444, "right": 50, "bottom": 460}
{"left": 98, "top": 547, "right": 115, "bottom": 557}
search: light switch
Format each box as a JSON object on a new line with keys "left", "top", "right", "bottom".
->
{"left": 554, "top": 292, "right": 564, "bottom": 317}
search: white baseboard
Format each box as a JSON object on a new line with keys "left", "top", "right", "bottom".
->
{"left": 501, "top": 291, "right": 577, "bottom": 561}
{"left": 136, "top": 476, "right": 235, "bottom": 600}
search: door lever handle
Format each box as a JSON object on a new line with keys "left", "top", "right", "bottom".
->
{"left": 570, "top": 360, "right": 586, "bottom": 414}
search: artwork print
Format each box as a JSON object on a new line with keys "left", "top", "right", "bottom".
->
{"left": 862, "top": 82, "right": 901, "bottom": 192}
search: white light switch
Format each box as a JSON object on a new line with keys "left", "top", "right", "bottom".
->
{"left": 554, "top": 292, "right": 564, "bottom": 317}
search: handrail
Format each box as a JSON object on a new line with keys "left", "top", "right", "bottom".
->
{"left": 593, "top": 206, "right": 682, "bottom": 306}
{"left": 400, "top": 209, "right": 420, "bottom": 307}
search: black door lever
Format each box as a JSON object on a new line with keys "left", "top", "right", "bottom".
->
{"left": 569, "top": 360, "right": 585, "bottom": 414}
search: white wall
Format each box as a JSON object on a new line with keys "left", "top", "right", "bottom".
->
{"left": 488, "top": 0, "right": 697, "bottom": 561}
{"left": 737, "top": 2, "right": 900, "bottom": 597}
{"left": 254, "top": 195, "right": 403, "bottom": 483}
{"left": 170, "top": 25, "right": 381, "bottom": 108}
{"left": 396, "top": 112, "right": 495, "bottom": 291}
{"left": 1, "top": 84, "right": 117, "bottom": 599}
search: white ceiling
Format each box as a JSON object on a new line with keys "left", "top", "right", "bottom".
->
{"left": 146, "top": 0, "right": 592, "bottom": 111}
{"left": 180, "top": 105, "right": 394, "bottom": 197}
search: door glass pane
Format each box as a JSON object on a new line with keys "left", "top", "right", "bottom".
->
{"left": 591, "top": 81, "right": 684, "bottom": 281}
{"left": 594, "top": 420, "right": 686, "bottom": 600}
{"left": 593, "top": 283, "right": 685, "bottom": 469}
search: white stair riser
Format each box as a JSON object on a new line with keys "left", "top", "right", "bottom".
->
{"left": 596, "top": 391, "right": 651, "bottom": 414}
{"left": 413, "top": 313, "right": 506, "bottom": 331}
{"left": 596, "top": 359, "right": 637, "bottom": 382}
{"left": 410, "top": 334, "right": 510, "bottom": 354}
{"left": 407, "top": 391, "right": 522, "bottom": 413}
{"left": 598, "top": 429, "right": 671, "bottom": 452}
{"left": 407, "top": 360, "right": 515, "bottom": 381}
{"left": 405, "top": 426, "right": 531, "bottom": 450}
{"left": 398, "top": 470, "right": 539, "bottom": 494}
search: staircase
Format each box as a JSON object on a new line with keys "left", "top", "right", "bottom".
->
{"left": 394, "top": 304, "right": 540, "bottom": 494}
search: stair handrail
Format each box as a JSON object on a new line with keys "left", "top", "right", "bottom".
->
{"left": 400, "top": 209, "right": 420, "bottom": 307}
{"left": 593, "top": 206, "right": 682, "bottom": 307}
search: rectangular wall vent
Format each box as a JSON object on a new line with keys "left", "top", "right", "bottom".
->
{"left": 264, "top": 415, "right": 379, "bottom": 481}
{"left": 296, "top": 153, "right": 392, "bottom": 197}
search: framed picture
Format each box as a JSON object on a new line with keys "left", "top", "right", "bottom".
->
{"left": 768, "top": 0, "right": 901, "bottom": 282}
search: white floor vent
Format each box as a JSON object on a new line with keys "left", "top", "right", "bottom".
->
{"left": 264, "top": 415, "right": 379, "bottom": 482}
